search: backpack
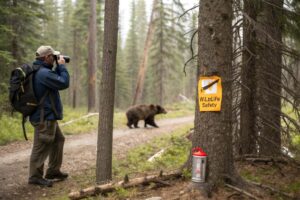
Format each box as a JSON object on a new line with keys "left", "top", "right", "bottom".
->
{"left": 9, "top": 64, "right": 53, "bottom": 140}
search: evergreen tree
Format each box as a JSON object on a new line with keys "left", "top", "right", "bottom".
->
{"left": 70, "top": 0, "right": 89, "bottom": 107}
{"left": 42, "top": 0, "right": 61, "bottom": 48}
{"left": 87, "top": 0, "right": 97, "bottom": 112}
{"left": 146, "top": 0, "right": 187, "bottom": 105}
{"left": 96, "top": 0, "right": 119, "bottom": 184}
{"left": 0, "top": 0, "right": 44, "bottom": 114}
{"left": 193, "top": 0, "right": 241, "bottom": 194}
{"left": 96, "top": 0, "right": 105, "bottom": 110}
{"left": 115, "top": 33, "right": 130, "bottom": 109}
{"left": 238, "top": 0, "right": 259, "bottom": 156}
{"left": 124, "top": 0, "right": 139, "bottom": 105}
{"left": 60, "top": 0, "right": 74, "bottom": 106}
{"left": 183, "top": 12, "right": 198, "bottom": 100}
{"left": 237, "top": 0, "right": 300, "bottom": 156}
{"left": 135, "top": 0, "right": 147, "bottom": 60}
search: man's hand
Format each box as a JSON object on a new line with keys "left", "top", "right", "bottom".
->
{"left": 57, "top": 55, "right": 66, "bottom": 65}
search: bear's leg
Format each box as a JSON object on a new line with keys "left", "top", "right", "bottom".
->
{"left": 127, "top": 119, "right": 133, "bottom": 129}
{"left": 133, "top": 120, "right": 139, "bottom": 128}
{"left": 144, "top": 118, "right": 150, "bottom": 128}
{"left": 148, "top": 117, "right": 159, "bottom": 128}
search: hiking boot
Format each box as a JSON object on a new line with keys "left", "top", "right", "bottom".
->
{"left": 45, "top": 171, "right": 68, "bottom": 180}
{"left": 28, "top": 177, "right": 53, "bottom": 187}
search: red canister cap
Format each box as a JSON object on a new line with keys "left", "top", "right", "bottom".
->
{"left": 192, "top": 147, "right": 207, "bottom": 156}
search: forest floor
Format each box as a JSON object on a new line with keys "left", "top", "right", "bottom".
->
{"left": 0, "top": 115, "right": 300, "bottom": 200}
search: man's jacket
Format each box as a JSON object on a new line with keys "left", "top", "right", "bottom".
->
{"left": 29, "top": 60, "right": 70, "bottom": 122}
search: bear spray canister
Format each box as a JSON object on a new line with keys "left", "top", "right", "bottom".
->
{"left": 192, "top": 147, "right": 207, "bottom": 183}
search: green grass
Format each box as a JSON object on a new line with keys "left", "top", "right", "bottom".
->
{"left": 284, "top": 181, "right": 300, "bottom": 193}
{"left": 0, "top": 102, "right": 194, "bottom": 145}
{"left": 112, "top": 125, "right": 192, "bottom": 179}
{"left": 0, "top": 113, "right": 34, "bottom": 145}
{"left": 240, "top": 169, "right": 263, "bottom": 183}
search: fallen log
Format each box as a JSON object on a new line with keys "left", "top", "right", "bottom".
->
{"left": 235, "top": 156, "right": 288, "bottom": 164}
{"left": 225, "top": 184, "right": 260, "bottom": 200}
{"left": 248, "top": 181, "right": 297, "bottom": 200}
{"left": 60, "top": 113, "right": 99, "bottom": 127}
{"left": 243, "top": 157, "right": 287, "bottom": 164}
{"left": 68, "top": 170, "right": 182, "bottom": 200}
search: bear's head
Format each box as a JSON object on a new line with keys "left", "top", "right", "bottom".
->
{"left": 156, "top": 105, "right": 167, "bottom": 114}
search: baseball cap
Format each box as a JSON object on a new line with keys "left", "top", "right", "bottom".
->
{"left": 36, "top": 45, "right": 60, "bottom": 57}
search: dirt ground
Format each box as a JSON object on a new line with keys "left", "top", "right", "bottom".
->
{"left": 1, "top": 115, "right": 299, "bottom": 200}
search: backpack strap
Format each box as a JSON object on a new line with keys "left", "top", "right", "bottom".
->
{"left": 20, "top": 90, "right": 50, "bottom": 141}
{"left": 20, "top": 64, "right": 42, "bottom": 141}
{"left": 22, "top": 116, "right": 28, "bottom": 141}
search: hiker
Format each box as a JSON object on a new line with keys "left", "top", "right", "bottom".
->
{"left": 28, "top": 45, "right": 70, "bottom": 187}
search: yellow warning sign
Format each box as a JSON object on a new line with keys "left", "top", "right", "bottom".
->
{"left": 198, "top": 76, "right": 222, "bottom": 111}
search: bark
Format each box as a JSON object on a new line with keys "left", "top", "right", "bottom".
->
{"left": 11, "top": 0, "right": 20, "bottom": 65}
{"left": 72, "top": 30, "right": 80, "bottom": 108}
{"left": 96, "top": 0, "right": 119, "bottom": 184}
{"left": 158, "top": 0, "right": 164, "bottom": 106}
{"left": 193, "top": 0, "right": 238, "bottom": 193}
{"left": 239, "top": 0, "right": 259, "bottom": 155}
{"left": 87, "top": 0, "right": 97, "bottom": 112}
{"left": 256, "top": 0, "right": 283, "bottom": 156}
{"left": 132, "top": 0, "right": 157, "bottom": 105}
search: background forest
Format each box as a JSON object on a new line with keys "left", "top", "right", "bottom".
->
{"left": 1, "top": 0, "right": 300, "bottom": 199}
{"left": 0, "top": 0, "right": 198, "bottom": 113}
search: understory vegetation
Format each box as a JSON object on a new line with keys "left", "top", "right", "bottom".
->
{"left": 41, "top": 124, "right": 300, "bottom": 200}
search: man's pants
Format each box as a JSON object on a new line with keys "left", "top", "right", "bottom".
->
{"left": 29, "top": 120, "right": 65, "bottom": 179}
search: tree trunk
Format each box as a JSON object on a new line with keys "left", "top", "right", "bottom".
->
{"left": 158, "top": 0, "right": 164, "bottom": 106}
{"left": 256, "top": 0, "right": 283, "bottom": 156}
{"left": 96, "top": 0, "right": 119, "bottom": 184}
{"left": 193, "top": 0, "right": 237, "bottom": 193}
{"left": 11, "top": 0, "right": 20, "bottom": 65}
{"left": 132, "top": 0, "right": 157, "bottom": 106}
{"left": 72, "top": 30, "right": 79, "bottom": 108}
{"left": 87, "top": 0, "right": 97, "bottom": 112}
{"left": 238, "top": 0, "right": 259, "bottom": 156}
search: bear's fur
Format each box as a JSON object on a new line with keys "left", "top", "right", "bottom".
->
{"left": 126, "top": 104, "right": 167, "bottom": 128}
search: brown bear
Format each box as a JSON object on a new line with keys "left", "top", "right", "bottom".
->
{"left": 126, "top": 104, "right": 167, "bottom": 128}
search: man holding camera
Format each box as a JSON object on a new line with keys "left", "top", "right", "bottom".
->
{"left": 28, "top": 45, "right": 70, "bottom": 187}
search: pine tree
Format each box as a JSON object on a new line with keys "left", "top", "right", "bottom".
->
{"left": 0, "top": 0, "right": 44, "bottom": 113}
{"left": 60, "top": 0, "right": 74, "bottom": 106}
{"left": 124, "top": 0, "right": 139, "bottom": 105}
{"left": 135, "top": 0, "right": 147, "bottom": 60}
{"left": 70, "top": 0, "right": 89, "bottom": 107}
{"left": 193, "top": 0, "right": 242, "bottom": 195}
{"left": 96, "top": 0, "right": 119, "bottom": 184}
{"left": 87, "top": 0, "right": 97, "bottom": 112}
{"left": 146, "top": 0, "right": 187, "bottom": 105}
{"left": 42, "top": 0, "right": 61, "bottom": 48}
{"left": 115, "top": 33, "right": 130, "bottom": 108}
{"left": 184, "top": 12, "right": 198, "bottom": 100}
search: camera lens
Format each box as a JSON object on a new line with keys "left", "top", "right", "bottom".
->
{"left": 63, "top": 56, "right": 70, "bottom": 63}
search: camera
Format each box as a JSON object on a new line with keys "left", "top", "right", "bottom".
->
{"left": 55, "top": 55, "right": 70, "bottom": 63}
